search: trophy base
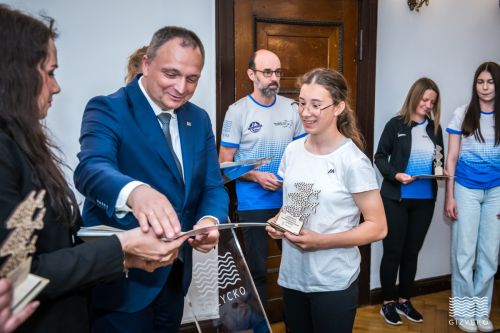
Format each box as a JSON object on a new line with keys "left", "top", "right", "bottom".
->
{"left": 268, "top": 211, "right": 303, "bottom": 236}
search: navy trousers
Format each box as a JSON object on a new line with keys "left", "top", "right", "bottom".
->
{"left": 92, "top": 260, "right": 185, "bottom": 333}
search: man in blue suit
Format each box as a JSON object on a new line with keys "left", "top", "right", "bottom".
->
{"left": 74, "top": 26, "right": 228, "bottom": 332}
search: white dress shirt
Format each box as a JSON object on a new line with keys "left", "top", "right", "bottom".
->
{"left": 115, "top": 77, "right": 184, "bottom": 215}
{"left": 114, "top": 78, "right": 219, "bottom": 225}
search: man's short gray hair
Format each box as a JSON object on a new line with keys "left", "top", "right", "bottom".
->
{"left": 146, "top": 26, "right": 205, "bottom": 67}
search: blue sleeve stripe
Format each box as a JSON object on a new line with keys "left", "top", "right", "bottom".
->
{"left": 293, "top": 133, "right": 307, "bottom": 140}
{"left": 446, "top": 128, "right": 462, "bottom": 135}
{"left": 220, "top": 141, "right": 240, "bottom": 148}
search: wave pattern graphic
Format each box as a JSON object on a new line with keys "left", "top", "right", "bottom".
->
{"left": 449, "top": 297, "right": 489, "bottom": 318}
{"left": 218, "top": 252, "right": 241, "bottom": 290}
{"left": 191, "top": 252, "right": 242, "bottom": 297}
{"left": 192, "top": 256, "right": 219, "bottom": 298}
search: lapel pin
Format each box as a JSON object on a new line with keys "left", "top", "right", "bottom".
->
{"left": 186, "top": 121, "right": 192, "bottom": 127}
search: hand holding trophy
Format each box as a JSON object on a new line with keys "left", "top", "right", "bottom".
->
{"left": 268, "top": 182, "right": 320, "bottom": 235}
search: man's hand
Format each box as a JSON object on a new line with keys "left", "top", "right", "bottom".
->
{"left": 127, "top": 185, "right": 181, "bottom": 238}
{"left": 284, "top": 228, "right": 324, "bottom": 251}
{"left": 0, "top": 279, "right": 39, "bottom": 333}
{"left": 188, "top": 218, "right": 219, "bottom": 253}
{"left": 117, "top": 227, "right": 188, "bottom": 263}
{"left": 254, "top": 171, "right": 282, "bottom": 191}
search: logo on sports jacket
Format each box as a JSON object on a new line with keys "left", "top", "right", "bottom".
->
{"left": 248, "top": 121, "right": 262, "bottom": 133}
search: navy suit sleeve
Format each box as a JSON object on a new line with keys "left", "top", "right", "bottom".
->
{"left": 195, "top": 113, "right": 229, "bottom": 223}
{"left": 74, "top": 96, "right": 135, "bottom": 218}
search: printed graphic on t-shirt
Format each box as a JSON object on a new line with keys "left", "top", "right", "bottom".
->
{"left": 446, "top": 106, "right": 500, "bottom": 189}
{"left": 220, "top": 95, "right": 305, "bottom": 210}
{"left": 273, "top": 120, "right": 293, "bottom": 128}
{"left": 248, "top": 121, "right": 262, "bottom": 133}
{"left": 402, "top": 120, "right": 433, "bottom": 199}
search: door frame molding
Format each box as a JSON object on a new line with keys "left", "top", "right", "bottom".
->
{"left": 215, "top": 0, "right": 379, "bottom": 306}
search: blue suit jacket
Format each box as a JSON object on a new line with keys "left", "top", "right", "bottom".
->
{"left": 74, "top": 77, "right": 228, "bottom": 313}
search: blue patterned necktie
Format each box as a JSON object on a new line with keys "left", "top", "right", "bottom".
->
{"left": 157, "top": 113, "right": 183, "bottom": 178}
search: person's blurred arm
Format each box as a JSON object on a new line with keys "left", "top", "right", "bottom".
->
{"left": 32, "top": 227, "right": 189, "bottom": 299}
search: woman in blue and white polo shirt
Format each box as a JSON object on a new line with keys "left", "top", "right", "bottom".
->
{"left": 375, "top": 77, "right": 444, "bottom": 326}
{"left": 445, "top": 61, "right": 500, "bottom": 333}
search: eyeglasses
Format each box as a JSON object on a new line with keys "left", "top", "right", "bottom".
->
{"left": 291, "top": 101, "right": 335, "bottom": 114}
{"left": 252, "top": 69, "right": 284, "bottom": 78}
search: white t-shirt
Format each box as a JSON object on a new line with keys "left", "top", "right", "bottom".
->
{"left": 446, "top": 104, "right": 500, "bottom": 189}
{"left": 277, "top": 137, "right": 379, "bottom": 292}
{"left": 221, "top": 95, "right": 305, "bottom": 210}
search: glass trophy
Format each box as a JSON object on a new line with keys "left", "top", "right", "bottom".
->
{"left": 182, "top": 226, "right": 271, "bottom": 333}
{"left": 220, "top": 157, "right": 273, "bottom": 184}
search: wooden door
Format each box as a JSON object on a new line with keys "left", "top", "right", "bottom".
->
{"left": 215, "top": 0, "right": 379, "bottom": 324}
{"left": 235, "top": 0, "right": 358, "bottom": 106}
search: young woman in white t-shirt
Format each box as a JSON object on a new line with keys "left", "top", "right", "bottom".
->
{"left": 445, "top": 61, "right": 500, "bottom": 333}
{"left": 265, "top": 68, "right": 387, "bottom": 333}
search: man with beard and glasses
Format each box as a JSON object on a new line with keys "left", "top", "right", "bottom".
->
{"left": 219, "top": 49, "right": 305, "bottom": 312}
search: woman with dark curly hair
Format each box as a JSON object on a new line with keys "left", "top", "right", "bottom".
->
{"left": 0, "top": 5, "right": 187, "bottom": 333}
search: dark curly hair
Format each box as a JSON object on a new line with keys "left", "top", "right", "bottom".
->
{"left": 0, "top": 5, "right": 78, "bottom": 226}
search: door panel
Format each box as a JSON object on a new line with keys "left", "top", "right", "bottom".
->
{"left": 256, "top": 20, "right": 343, "bottom": 99}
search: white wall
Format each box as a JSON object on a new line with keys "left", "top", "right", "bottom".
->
{"left": 9, "top": 0, "right": 500, "bottom": 291}
{"left": 371, "top": 0, "right": 500, "bottom": 289}
{"left": 7, "top": 0, "right": 216, "bottom": 195}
